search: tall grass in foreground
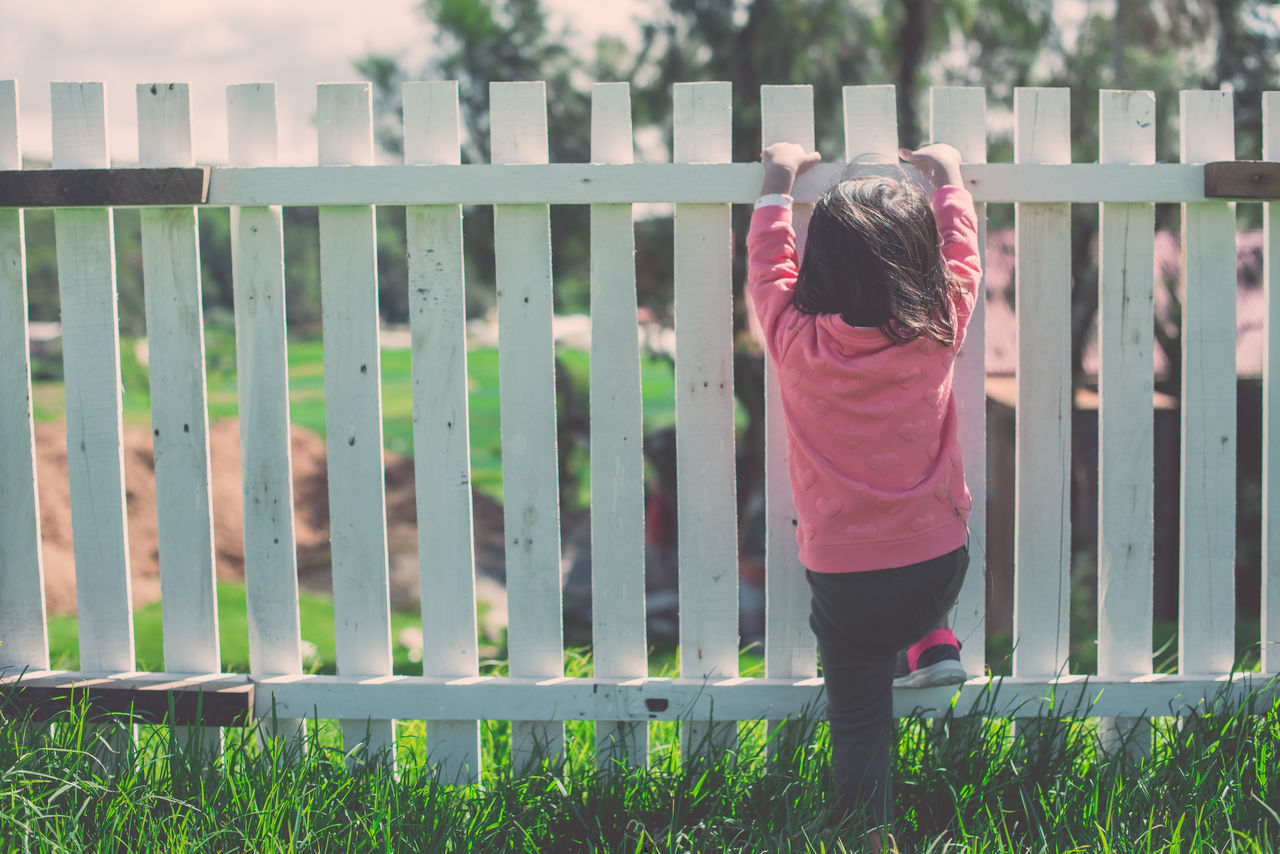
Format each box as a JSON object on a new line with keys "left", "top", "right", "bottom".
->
{"left": 3, "top": 676, "right": 1279, "bottom": 853}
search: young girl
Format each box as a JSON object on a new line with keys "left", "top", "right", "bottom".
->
{"left": 746, "top": 142, "right": 980, "bottom": 841}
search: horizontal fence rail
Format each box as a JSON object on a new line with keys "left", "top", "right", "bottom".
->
{"left": 0, "top": 78, "right": 1277, "bottom": 779}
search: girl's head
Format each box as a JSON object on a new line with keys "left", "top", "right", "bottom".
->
{"left": 792, "top": 176, "right": 958, "bottom": 346}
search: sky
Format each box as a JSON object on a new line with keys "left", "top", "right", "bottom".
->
{"left": 1, "top": 0, "right": 650, "bottom": 165}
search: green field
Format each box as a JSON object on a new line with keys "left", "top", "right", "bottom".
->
{"left": 31, "top": 325, "right": 679, "bottom": 506}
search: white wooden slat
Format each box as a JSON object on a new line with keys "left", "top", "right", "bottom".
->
{"left": 490, "top": 81, "right": 565, "bottom": 770}
{"left": 1097, "top": 90, "right": 1156, "bottom": 680}
{"left": 588, "top": 82, "right": 649, "bottom": 770}
{"left": 1012, "top": 88, "right": 1072, "bottom": 679}
{"left": 1096, "top": 90, "right": 1158, "bottom": 759}
{"left": 250, "top": 671, "right": 1279, "bottom": 724}
{"left": 205, "top": 162, "right": 1218, "bottom": 207}
{"left": 673, "top": 81, "right": 738, "bottom": 758}
{"left": 1264, "top": 91, "right": 1280, "bottom": 675}
{"left": 137, "top": 84, "right": 220, "bottom": 680}
{"left": 842, "top": 84, "right": 898, "bottom": 162}
{"left": 930, "top": 86, "right": 989, "bottom": 678}
{"left": 0, "top": 80, "right": 50, "bottom": 671}
{"left": 1179, "top": 90, "right": 1237, "bottom": 676}
{"left": 226, "top": 85, "right": 305, "bottom": 719}
{"left": 51, "top": 82, "right": 134, "bottom": 673}
{"left": 316, "top": 83, "right": 396, "bottom": 760}
{"left": 760, "top": 85, "right": 815, "bottom": 689}
{"left": 402, "top": 80, "right": 481, "bottom": 783}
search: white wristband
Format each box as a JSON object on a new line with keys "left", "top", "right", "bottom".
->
{"left": 754, "top": 193, "right": 793, "bottom": 209}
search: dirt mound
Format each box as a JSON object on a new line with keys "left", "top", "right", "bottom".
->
{"left": 33, "top": 420, "right": 506, "bottom": 615}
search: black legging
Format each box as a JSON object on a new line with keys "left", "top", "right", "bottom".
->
{"left": 806, "top": 544, "right": 968, "bottom": 828}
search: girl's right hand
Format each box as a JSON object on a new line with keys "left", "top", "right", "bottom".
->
{"left": 899, "top": 144, "right": 965, "bottom": 188}
{"left": 760, "top": 142, "right": 822, "bottom": 195}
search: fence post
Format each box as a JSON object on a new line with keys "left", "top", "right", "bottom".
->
{"left": 0, "top": 79, "right": 50, "bottom": 673}
{"left": 1264, "top": 91, "right": 1280, "bottom": 676}
{"left": 137, "top": 81, "right": 221, "bottom": 753}
{"left": 930, "top": 86, "right": 988, "bottom": 680}
{"left": 226, "top": 83, "right": 306, "bottom": 748}
{"left": 673, "top": 81, "right": 738, "bottom": 760}
{"left": 1096, "top": 89, "right": 1156, "bottom": 759}
{"left": 51, "top": 82, "right": 136, "bottom": 675}
{"left": 490, "top": 81, "right": 566, "bottom": 771}
{"left": 588, "top": 81, "right": 650, "bottom": 770}
{"left": 316, "top": 82, "right": 396, "bottom": 763}
{"left": 403, "top": 80, "right": 483, "bottom": 783}
{"left": 760, "top": 83, "right": 817, "bottom": 755}
{"left": 1012, "top": 87, "right": 1072, "bottom": 682}
{"left": 1179, "top": 90, "right": 1237, "bottom": 677}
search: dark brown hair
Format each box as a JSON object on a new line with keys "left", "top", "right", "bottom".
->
{"left": 792, "top": 176, "right": 958, "bottom": 346}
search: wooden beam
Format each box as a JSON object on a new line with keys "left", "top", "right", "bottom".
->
{"left": 1204, "top": 161, "right": 1280, "bottom": 199}
{"left": 0, "top": 167, "right": 209, "bottom": 207}
{"left": 0, "top": 671, "right": 252, "bottom": 726}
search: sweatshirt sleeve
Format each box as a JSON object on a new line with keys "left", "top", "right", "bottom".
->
{"left": 746, "top": 203, "right": 802, "bottom": 361}
{"left": 932, "top": 186, "right": 982, "bottom": 344}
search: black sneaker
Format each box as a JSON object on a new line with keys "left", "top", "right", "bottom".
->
{"left": 893, "top": 630, "right": 965, "bottom": 688}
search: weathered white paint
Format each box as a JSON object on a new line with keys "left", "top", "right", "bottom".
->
{"left": 51, "top": 82, "right": 134, "bottom": 673}
{"left": 0, "top": 80, "right": 49, "bottom": 672}
{"left": 1095, "top": 90, "right": 1158, "bottom": 759}
{"left": 1012, "top": 88, "right": 1072, "bottom": 679}
{"left": 226, "top": 86, "right": 306, "bottom": 723}
{"left": 242, "top": 672, "right": 1278, "bottom": 723}
{"left": 930, "top": 87, "right": 988, "bottom": 678}
{"left": 403, "top": 80, "right": 482, "bottom": 783}
{"left": 204, "top": 162, "right": 1214, "bottom": 207}
{"left": 673, "top": 81, "right": 738, "bottom": 759}
{"left": 842, "top": 84, "right": 897, "bottom": 162}
{"left": 316, "top": 83, "right": 396, "bottom": 759}
{"left": 1265, "top": 91, "right": 1280, "bottom": 675}
{"left": 1179, "top": 91, "right": 1237, "bottom": 676}
{"left": 1097, "top": 90, "right": 1156, "bottom": 680}
{"left": 137, "top": 83, "right": 221, "bottom": 751}
{"left": 588, "top": 82, "right": 649, "bottom": 769}
{"left": 137, "top": 84, "right": 220, "bottom": 678}
{"left": 760, "top": 85, "right": 815, "bottom": 690}
{"left": 490, "top": 81, "right": 565, "bottom": 770}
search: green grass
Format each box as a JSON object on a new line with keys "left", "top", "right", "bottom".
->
{"left": 3, "top": 658, "right": 1279, "bottom": 851}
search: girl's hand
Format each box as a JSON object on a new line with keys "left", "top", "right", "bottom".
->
{"left": 760, "top": 142, "right": 822, "bottom": 195}
{"left": 899, "top": 144, "right": 964, "bottom": 188}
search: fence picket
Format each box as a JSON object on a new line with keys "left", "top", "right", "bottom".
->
{"left": 137, "top": 83, "right": 220, "bottom": 673}
{"left": 490, "top": 81, "right": 565, "bottom": 769}
{"left": 1097, "top": 90, "right": 1157, "bottom": 754}
{"left": 1012, "top": 88, "right": 1072, "bottom": 679}
{"left": 402, "top": 80, "right": 482, "bottom": 783}
{"left": 588, "top": 82, "right": 649, "bottom": 769}
{"left": 0, "top": 80, "right": 49, "bottom": 672}
{"left": 51, "top": 82, "right": 134, "bottom": 673}
{"left": 1265, "top": 91, "right": 1279, "bottom": 675}
{"left": 930, "top": 86, "right": 988, "bottom": 678}
{"left": 226, "top": 85, "right": 306, "bottom": 747}
{"left": 673, "top": 81, "right": 738, "bottom": 758}
{"left": 316, "top": 83, "right": 396, "bottom": 760}
{"left": 137, "top": 82, "right": 221, "bottom": 750}
{"left": 1179, "top": 90, "right": 1237, "bottom": 676}
{"left": 760, "top": 84, "right": 816, "bottom": 684}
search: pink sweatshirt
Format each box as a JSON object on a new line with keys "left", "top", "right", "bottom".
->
{"left": 746, "top": 186, "right": 982, "bottom": 573}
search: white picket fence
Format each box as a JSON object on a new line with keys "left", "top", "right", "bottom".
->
{"left": 1, "top": 79, "right": 1278, "bottom": 780}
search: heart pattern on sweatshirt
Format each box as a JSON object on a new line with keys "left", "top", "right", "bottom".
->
{"left": 815, "top": 496, "right": 845, "bottom": 519}
{"left": 869, "top": 452, "right": 900, "bottom": 474}
{"left": 796, "top": 468, "right": 818, "bottom": 490}
{"left": 893, "top": 366, "right": 923, "bottom": 388}
{"left": 898, "top": 419, "right": 928, "bottom": 443}
{"left": 910, "top": 513, "right": 937, "bottom": 533}
{"left": 803, "top": 396, "right": 832, "bottom": 417}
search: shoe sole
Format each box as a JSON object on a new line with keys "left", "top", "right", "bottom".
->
{"left": 893, "top": 659, "right": 967, "bottom": 689}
